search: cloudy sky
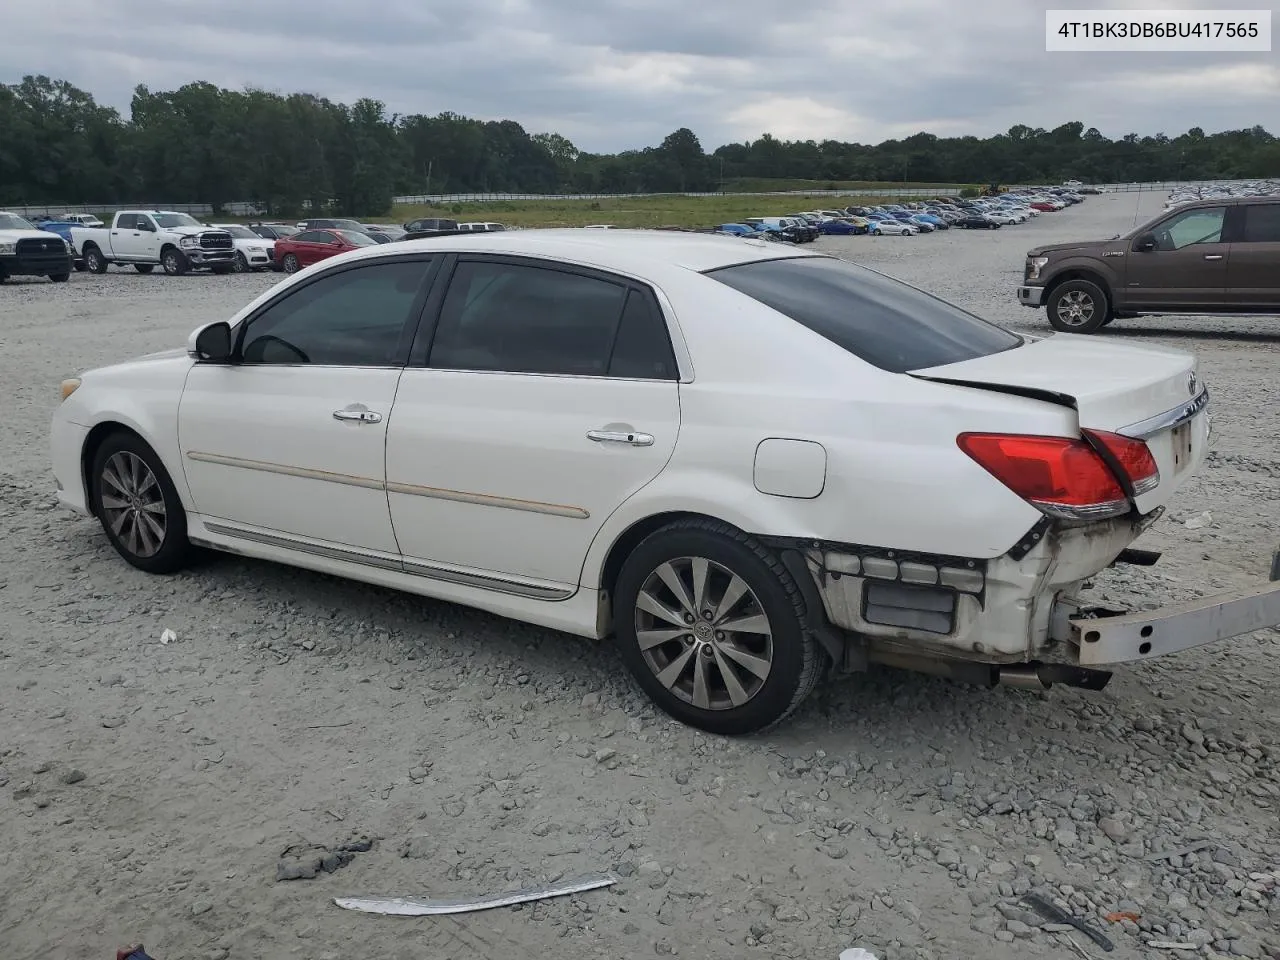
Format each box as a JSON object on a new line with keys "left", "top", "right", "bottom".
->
{"left": 6, "top": 0, "right": 1277, "bottom": 152}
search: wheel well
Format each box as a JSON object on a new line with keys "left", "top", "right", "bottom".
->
{"left": 598, "top": 511, "right": 733, "bottom": 598}
{"left": 80, "top": 421, "right": 139, "bottom": 511}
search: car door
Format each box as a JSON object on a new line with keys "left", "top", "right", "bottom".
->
{"left": 135, "top": 214, "right": 163, "bottom": 260}
{"left": 111, "top": 212, "right": 147, "bottom": 259}
{"left": 1122, "top": 205, "right": 1230, "bottom": 310}
{"left": 299, "top": 231, "right": 339, "bottom": 266}
{"left": 177, "top": 254, "right": 439, "bottom": 555}
{"left": 385, "top": 254, "right": 682, "bottom": 594}
{"left": 1226, "top": 201, "right": 1280, "bottom": 309}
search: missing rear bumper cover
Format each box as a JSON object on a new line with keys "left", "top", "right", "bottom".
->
{"left": 862, "top": 581, "right": 956, "bottom": 635}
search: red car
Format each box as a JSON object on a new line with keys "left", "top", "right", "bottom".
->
{"left": 274, "top": 228, "right": 378, "bottom": 273}
{"left": 1029, "top": 201, "right": 1059, "bottom": 212}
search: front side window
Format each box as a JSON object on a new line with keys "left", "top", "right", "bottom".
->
{"left": 427, "top": 259, "right": 675, "bottom": 378}
{"left": 1154, "top": 207, "right": 1226, "bottom": 250}
{"left": 292, "top": 230, "right": 335, "bottom": 244}
{"left": 1240, "top": 203, "right": 1280, "bottom": 243}
{"left": 706, "top": 255, "right": 1022, "bottom": 374}
{"left": 238, "top": 259, "right": 432, "bottom": 366}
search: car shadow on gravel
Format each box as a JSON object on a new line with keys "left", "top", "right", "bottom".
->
{"left": 1102, "top": 326, "right": 1280, "bottom": 344}
{"left": 182, "top": 547, "right": 1091, "bottom": 747}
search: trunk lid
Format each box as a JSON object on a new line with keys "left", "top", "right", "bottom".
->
{"left": 910, "top": 334, "right": 1208, "bottom": 512}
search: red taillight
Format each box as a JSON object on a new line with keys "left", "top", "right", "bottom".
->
{"left": 957, "top": 433, "right": 1128, "bottom": 520}
{"left": 1082, "top": 429, "right": 1160, "bottom": 496}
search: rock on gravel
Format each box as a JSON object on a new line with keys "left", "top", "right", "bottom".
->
{"left": 2, "top": 197, "right": 1278, "bottom": 959}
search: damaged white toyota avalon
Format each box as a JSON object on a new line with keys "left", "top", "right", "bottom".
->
{"left": 50, "top": 230, "right": 1280, "bottom": 735}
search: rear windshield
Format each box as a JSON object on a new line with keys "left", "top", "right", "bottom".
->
{"left": 705, "top": 255, "right": 1022, "bottom": 373}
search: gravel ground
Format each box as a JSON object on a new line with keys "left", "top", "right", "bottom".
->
{"left": 1, "top": 193, "right": 1277, "bottom": 960}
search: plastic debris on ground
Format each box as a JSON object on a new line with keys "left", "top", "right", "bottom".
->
{"left": 334, "top": 872, "right": 618, "bottom": 916}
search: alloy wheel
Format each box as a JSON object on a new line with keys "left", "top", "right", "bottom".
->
{"left": 633, "top": 556, "right": 774, "bottom": 711}
{"left": 1055, "top": 290, "right": 1096, "bottom": 328}
{"left": 99, "top": 451, "right": 167, "bottom": 558}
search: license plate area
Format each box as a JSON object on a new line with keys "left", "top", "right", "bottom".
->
{"left": 1171, "top": 421, "right": 1193, "bottom": 474}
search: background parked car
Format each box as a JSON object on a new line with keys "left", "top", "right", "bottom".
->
{"left": 957, "top": 213, "right": 1002, "bottom": 229}
{"left": 274, "top": 228, "right": 378, "bottom": 273}
{"left": 296, "top": 218, "right": 370, "bottom": 233}
{"left": 0, "top": 211, "right": 74, "bottom": 283}
{"left": 209, "top": 223, "right": 279, "bottom": 272}
{"left": 26, "top": 217, "right": 85, "bottom": 270}
{"left": 457, "top": 222, "right": 507, "bottom": 232}
{"left": 247, "top": 222, "right": 300, "bottom": 241}
{"left": 820, "top": 218, "right": 867, "bottom": 235}
{"left": 870, "top": 219, "right": 917, "bottom": 236}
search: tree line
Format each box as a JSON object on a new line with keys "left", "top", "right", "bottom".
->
{"left": 2, "top": 74, "right": 1277, "bottom": 216}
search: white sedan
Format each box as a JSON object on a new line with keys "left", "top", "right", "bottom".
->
{"left": 869, "top": 219, "right": 917, "bottom": 236}
{"left": 50, "top": 231, "right": 1280, "bottom": 734}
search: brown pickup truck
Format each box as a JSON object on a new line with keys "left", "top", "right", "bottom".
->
{"left": 1018, "top": 195, "right": 1280, "bottom": 333}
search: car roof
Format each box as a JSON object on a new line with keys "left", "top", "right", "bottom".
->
{"left": 345, "top": 228, "right": 822, "bottom": 273}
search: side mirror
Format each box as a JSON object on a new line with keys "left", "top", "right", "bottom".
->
{"left": 188, "top": 321, "right": 233, "bottom": 362}
{"left": 1135, "top": 233, "right": 1157, "bottom": 252}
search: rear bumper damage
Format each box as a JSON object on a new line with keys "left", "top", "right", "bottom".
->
{"left": 774, "top": 520, "right": 1280, "bottom": 691}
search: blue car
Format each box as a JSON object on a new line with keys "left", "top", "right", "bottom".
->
{"left": 913, "top": 213, "right": 949, "bottom": 230}
{"left": 820, "top": 218, "right": 867, "bottom": 236}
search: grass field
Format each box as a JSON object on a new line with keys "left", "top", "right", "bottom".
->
{"left": 383, "top": 192, "right": 947, "bottom": 229}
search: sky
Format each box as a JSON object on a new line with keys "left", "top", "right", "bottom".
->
{"left": 6, "top": 0, "right": 1277, "bottom": 153}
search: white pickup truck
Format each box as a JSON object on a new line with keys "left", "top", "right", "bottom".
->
{"left": 71, "top": 211, "right": 236, "bottom": 276}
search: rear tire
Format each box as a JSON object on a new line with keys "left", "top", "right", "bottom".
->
{"left": 49, "top": 272, "right": 70, "bottom": 283}
{"left": 612, "top": 519, "right": 823, "bottom": 736}
{"left": 210, "top": 264, "right": 234, "bottom": 275}
{"left": 282, "top": 253, "right": 300, "bottom": 274}
{"left": 134, "top": 264, "right": 154, "bottom": 274}
{"left": 89, "top": 431, "right": 193, "bottom": 575}
{"left": 84, "top": 245, "right": 108, "bottom": 274}
{"left": 1046, "top": 278, "right": 1110, "bottom": 334}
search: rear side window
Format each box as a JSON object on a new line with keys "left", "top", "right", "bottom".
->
{"left": 705, "top": 256, "right": 1023, "bottom": 373}
{"left": 1241, "top": 204, "right": 1280, "bottom": 243}
{"left": 427, "top": 259, "right": 676, "bottom": 379}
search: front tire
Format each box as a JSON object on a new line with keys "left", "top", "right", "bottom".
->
{"left": 210, "top": 263, "right": 234, "bottom": 275}
{"left": 1047, "top": 278, "right": 1110, "bottom": 334}
{"left": 161, "top": 247, "right": 189, "bottom": 276}
{"left": 49, "top": 272, "right": 70, "bottom": 283}
{"left": 134, "top": 264, "right": 154, "bottom": 274}
{"left": 613, "top": 519, "right": 823, "bottom": 736}
{"left": 89, "top": 432, "right": 192, "bottom": 574}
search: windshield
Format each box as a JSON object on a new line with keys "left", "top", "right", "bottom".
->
{"left": 0, "top": 214, "right": 38, "bottom": 230}
{"left": 705, "top": 255, "right": 1023, "bottom": 374}
{"left": 338, "top": 230, "right": 378, "bottom": 246}
{"left": 152, "top": 213, "right": 202, "bottom": 228}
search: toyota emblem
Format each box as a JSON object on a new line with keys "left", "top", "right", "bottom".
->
{"left": 1187, "top": 372, "right": 1198, "bottom": 395}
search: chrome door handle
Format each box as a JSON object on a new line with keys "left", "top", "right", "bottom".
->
{"left": 1203, "top": 254, "right": 1223, "bottom": 261}
{"left": 587, "top": 429, "right": 654, "bottom": 446}
{"left": 333, "top": 408, "right": 382, "bottom": 424}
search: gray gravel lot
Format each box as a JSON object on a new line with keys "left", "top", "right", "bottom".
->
{"left": 1, "top": 193, "right": 1277, "bottom": 960}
